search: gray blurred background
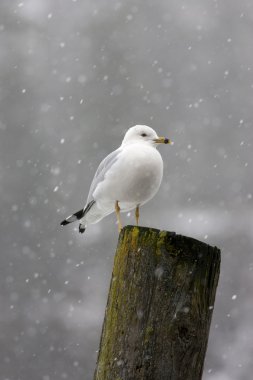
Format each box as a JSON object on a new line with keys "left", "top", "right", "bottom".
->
{"left": 0, "top": 0, "right": 252, "bottom": 379}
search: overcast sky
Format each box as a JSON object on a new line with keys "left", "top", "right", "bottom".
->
{"left": 0, "top": 1, "right": 253, "bottom": 379}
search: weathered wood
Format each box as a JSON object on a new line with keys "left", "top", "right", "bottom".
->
{"left": 94, "top": 226, "right": 220, "bottom": 380}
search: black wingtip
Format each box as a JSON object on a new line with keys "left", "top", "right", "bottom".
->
{"left": 61, "top": 220, "right": 69, "bottom": 226}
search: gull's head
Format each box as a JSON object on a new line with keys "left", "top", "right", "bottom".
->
{"left": 121, "top": 125, "right": 171, "bottom": 148}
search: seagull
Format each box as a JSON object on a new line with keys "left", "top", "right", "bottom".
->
{"left": 61, "top": 125, "right": 171, "bottom": 233}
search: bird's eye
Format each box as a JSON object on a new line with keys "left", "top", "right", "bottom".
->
{"left": 141, "top": 133, "right": 147, "bottom": 137}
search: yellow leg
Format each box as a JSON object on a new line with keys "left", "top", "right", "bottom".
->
{"left": 135, "top": 205, "right": 140, "bottom": 226}
{"left": 115, "top": 201, "right": 122, "bottom": 232}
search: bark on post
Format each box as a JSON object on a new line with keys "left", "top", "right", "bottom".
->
{"left": 94, "top": 226, "right": 220, "bottom": 380}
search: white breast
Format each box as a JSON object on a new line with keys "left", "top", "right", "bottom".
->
{"left": 93, "top": 143, "right": 163, "bottom": 211}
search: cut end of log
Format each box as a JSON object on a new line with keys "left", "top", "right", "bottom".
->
{"left": 118, "top": 224, "right": 220, "bottom": 259}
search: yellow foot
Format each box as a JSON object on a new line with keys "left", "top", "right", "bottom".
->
{"left": 115, "top": 200, "right": 123, "bottom": 232}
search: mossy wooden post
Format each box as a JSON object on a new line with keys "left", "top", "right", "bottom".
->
{"left": 94, "top": 226, "right": 220, "bottom": 380}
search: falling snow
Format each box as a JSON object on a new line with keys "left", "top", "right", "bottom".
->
{"left": 0, "top": 1, "right": 252, "bottom": 380}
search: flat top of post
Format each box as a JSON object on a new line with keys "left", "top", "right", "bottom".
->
{"left": 119, "top": 225, "right": 221, "bottom": 256}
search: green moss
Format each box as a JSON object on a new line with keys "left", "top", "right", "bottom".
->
{"left": 131, "top": 226, "right": 140, "bottom": 240}
{"left": 155, "top": 230, "right": 166, "bottom": 255}
{"left": 144, "top": 325, "right": 154, "bottom": 344}
{"left": 96, "top": 234, "right": 128, "bottom": 375}
{"left": 165, "top": 242, "right": 180, "bottom": 256}
{"left": 146, "top": 325, "right": 154, "bottom": 335}
{"left": 130, "top": 226, "right": 140, "bottom": 250}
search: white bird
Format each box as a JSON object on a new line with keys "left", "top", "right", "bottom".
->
{"left": 61, "top": 125, "right": 171, "bottom": 233}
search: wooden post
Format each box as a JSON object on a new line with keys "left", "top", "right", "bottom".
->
{"left": 94, "top": 226, "right": 220, "bottom": 380}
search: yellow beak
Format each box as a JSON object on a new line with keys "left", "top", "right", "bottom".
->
{"left": 154, "top": 137, "right": 171, "bottom": 144}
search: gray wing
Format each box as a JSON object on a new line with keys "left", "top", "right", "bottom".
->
{"left": 86, "top": 147, "right": 122, "bottom": 203}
